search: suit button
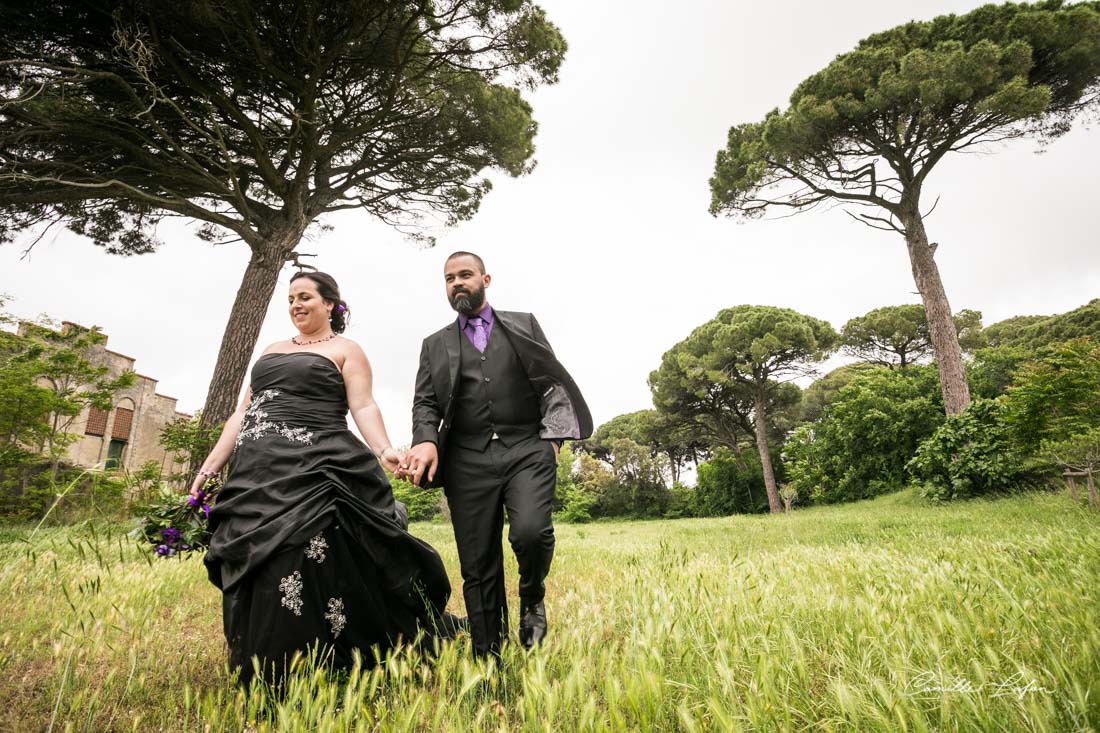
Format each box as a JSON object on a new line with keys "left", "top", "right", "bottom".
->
{"left": 480, "top": 356, "right": 486, "bottom": 362}
{"left": 484, "top": 377, "right": 491, "bottom": 382}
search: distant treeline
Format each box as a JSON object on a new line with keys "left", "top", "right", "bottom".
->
{"left": 556, "top": 299, "right": 1100, "bottom": 521}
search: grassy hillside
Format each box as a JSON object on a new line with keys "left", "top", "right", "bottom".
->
{"left": 1, "top": 488, "right": 1097, "bottom": 731}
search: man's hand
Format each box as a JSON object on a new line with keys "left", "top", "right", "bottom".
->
{"left": 404, "top": 442, "right": 439, "bottom": 486}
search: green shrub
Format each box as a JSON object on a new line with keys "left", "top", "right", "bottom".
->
{"left": 390, "top": 476, "right": 443, "bottom": 522}
{"left": 0, "top": 462, "right": 129, "bottom": 523}
{"left": 604, "top": 438, "right": 671, "bottom": 518}
{"left": 557, "top": 481, "right": 597, "bottom": 523}
{"left": 120, "top": 461, "right": 166, "bottom": 505}
{"left": 1002, "top": 338, "right": 1100, "bottom": 453}
{"left": 553, "top": 443, "right": 577, "bottom": 512}
{"left": 908, "top": 399, "right": 1033, "bottom": 500}
{"left": 0, "top": 461, "right": 56, "bottom": 521}
{"left": 784, "top": 365, "right": 944, "bottom": 503}
{"left": 694, "top": 449, "right": 772, "bottom": 515}
{"left": 662, "top": 483, "right": 697, "bottom": 519}
{"left": 1042, "top": 426, "right": 1100, "bottom": 473}
{"left": 570, "top": 453, "right": 617, "bottom": 519}
{"left": 967, "top": 345, "right": 1034, "bottom": 399}
{"left": 159, "top": 412, "right": 221, "bottom": 484}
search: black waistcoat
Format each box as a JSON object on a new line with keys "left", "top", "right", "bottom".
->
{"left": 449, "top": 326, "right": 541, "bottom": 450}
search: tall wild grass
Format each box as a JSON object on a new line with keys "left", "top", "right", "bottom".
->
{"left": 0, "top": 487, "right": 1097, "bottom": 731}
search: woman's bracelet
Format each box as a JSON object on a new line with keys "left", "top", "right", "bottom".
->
{"left": 196, "top": 469, "right": 219, "bottom": 478}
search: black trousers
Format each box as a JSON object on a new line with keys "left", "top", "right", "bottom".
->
{"left": 443, "top": 434, "right": 557, "bottom": 656}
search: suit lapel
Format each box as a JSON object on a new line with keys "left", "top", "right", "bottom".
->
{"left": 445, "top": 319, "right": 461, "bottom": 398}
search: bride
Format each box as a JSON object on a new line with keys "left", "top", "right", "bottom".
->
{"left": 191, "top": 271, "right": 457, "bottom": 685}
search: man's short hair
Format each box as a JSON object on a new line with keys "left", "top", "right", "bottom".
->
{"left": 446, "top": 251, "right": 486, "bottom": 275}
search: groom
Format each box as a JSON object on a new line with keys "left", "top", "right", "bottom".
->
{"left": 402, "top": 251, "right": 592, "bottom": 656}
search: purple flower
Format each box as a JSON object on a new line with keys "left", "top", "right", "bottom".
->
{"left": 202, "top": 504, "right": 211, "bottom": 519}
{"left": 187, "top": 490, "right": 205, "bottom": 507}
{"left": 155, "top": 544, "right": 171, "bottom": 556}
{"left": 161, "top": 527, "right": 183, "bottom": 544}
{"left": 180, "top": 544, "right": 191, "bottom": 551}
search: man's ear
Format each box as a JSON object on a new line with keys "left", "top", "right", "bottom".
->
{"left": 483, "top": 274, "right": 492, "bottom": 289}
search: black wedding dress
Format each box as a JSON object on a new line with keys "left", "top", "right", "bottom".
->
{"left": 203, "top": 352, "right": 451, "bottom": 686}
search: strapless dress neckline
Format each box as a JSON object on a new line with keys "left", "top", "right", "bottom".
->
{"left": 259, "top": 351, "right": 342, "bottom": 375}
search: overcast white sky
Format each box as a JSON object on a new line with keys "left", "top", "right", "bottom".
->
{"left": 2, "top": 0, "right": 1098, "bottom": 445}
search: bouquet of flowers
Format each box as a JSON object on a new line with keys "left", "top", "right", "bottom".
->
{"left": 134, "top": 476, "right": 221, "bottom": 558}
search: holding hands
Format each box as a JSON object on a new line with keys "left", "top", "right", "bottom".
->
{"left": 377, "top": 446, "right": 407, "bottom": 476}
{"left": 396, "top": 442, "right": 438, "bottom": 486}
{"left": 390, "top": 440, "right": 556, "bottom": 485}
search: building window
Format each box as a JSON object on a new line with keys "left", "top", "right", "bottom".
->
{"left": 112, "top": 408, "right": 134, "bottom": 440}
{"left": 106, "top": 439, "right": 126, "bottom": 469}
{"left": 85, "top": 407, "right": 108, "bottom": 436}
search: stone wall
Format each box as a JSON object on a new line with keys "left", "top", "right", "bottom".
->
{"left": 22, "top": 321, "right": 193, "bottom": 475}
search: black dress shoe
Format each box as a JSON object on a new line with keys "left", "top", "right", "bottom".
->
{"left": 437, "top": 612, "right": 470, "bottom": 640}
{"left": 518, "top": 601, "right": 547, "bottom": 649}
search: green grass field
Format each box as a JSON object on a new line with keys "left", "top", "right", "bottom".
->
{"left": 1, "top": 487, "right": 1097, "bottom": 732}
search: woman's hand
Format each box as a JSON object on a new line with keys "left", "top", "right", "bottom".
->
{"left": 190, "top": 473, "right": 208, "bottom": 499}
{"left": 185, "top": 389, "right": 249, "bottom": 502}
{"left": 379, "top": 446, "right": 404, "bottom": 476}
{"left": 190, "top": 469, "right": 219, "bottom": 499}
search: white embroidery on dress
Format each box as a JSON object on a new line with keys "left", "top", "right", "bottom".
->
{"left": 235, "top": 389, "right": 314, "bottom": 447}
{"left": 305, "top": 533, "right": 328, "bottom": 563}
{"left": 279, "top": 571, "right": 303, "bottom": 616}
{"left": 325, "top": 597, "right": 346, "bottom": 638}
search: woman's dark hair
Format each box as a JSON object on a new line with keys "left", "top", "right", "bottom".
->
{"left": 290, "top": 271, "right": 350, "bottom": 333}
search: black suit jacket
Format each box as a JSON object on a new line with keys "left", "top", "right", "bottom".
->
{"left": 411, "top": 310, "right": 592, "bottom": 488}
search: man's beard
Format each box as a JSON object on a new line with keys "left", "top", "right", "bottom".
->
{"left": 449, "top": 284, "right": 485, "bottom": 315}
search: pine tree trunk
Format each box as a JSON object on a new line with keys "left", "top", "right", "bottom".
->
{"left": 753, "top": 388, "right": 781, "bottom": 513}
{"left": 199, "top": 231, "right": 300, "bottom": 432}
{"left": 901, "top": 212, "right": 971, "bottom": 416}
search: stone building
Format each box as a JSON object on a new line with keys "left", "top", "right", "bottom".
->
{"left": 21, "top": 321, "right": 193, "bottom": 475}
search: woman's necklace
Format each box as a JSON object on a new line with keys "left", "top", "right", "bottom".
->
{"left": 291, "top": 332, "right": 336, "bottom": 346}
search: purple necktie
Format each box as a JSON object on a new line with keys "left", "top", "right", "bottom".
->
{"left": 466, "top": 316, "right": 488, "bottom": 353}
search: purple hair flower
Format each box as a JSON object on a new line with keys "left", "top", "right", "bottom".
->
{"left": 337, "top": 304, "right": 346, "bottom": 313}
